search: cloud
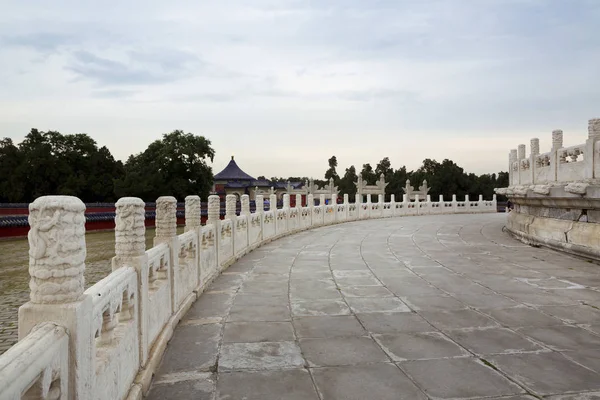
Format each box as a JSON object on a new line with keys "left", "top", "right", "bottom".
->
{"left": 1, "top": 32, "right": 76, "bottom": 53}
{"left": 65, "top": 48, "right": 203, "bottom": 86}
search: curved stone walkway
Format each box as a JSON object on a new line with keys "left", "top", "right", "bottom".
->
{"left": 147, "top": 213, "right": 600, "bottom": 400}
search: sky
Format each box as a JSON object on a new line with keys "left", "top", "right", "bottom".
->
{"left": 1, "top": 0, "right": 599, "bottom": 179}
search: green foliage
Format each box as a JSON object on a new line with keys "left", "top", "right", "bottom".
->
{"left": 115, "top": 130, "right": 215, "bottom": 201}
{"left": 0, "top": 129, "right": 124, "bottom": 202}
{"left": 0, "top": 128, "right": 215, "bottom": 203}
{"left": 326, "top": 156, "right": 507, "bottom": 201}
{"left": 360, "top": 163, "right": 377, "bottom": 185}
{"left": 324, "top": 155, "right": 339, "bottom": 184}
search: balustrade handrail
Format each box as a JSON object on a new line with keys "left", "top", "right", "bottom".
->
{"left": 506, "top": 118, "right": 600, "bottom": 186}
{"left": 0, "top": 192, "right": 496, "bottom": 400}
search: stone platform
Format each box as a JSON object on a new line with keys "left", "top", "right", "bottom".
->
{"left": 147, "top": 213, "right": 600, "bottom": 400}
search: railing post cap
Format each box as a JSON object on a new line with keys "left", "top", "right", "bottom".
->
{"left": 115, "top": 197, "right": 145, "bottom": 207}
{"left": 30, "top": 195, "right": 85, "bottom": 213}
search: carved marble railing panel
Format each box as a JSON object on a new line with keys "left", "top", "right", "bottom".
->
{"left": 324, "top": 205, "right": 335, "bottom": 225}
{"left": 262, "top": 210, "right": 275, "bottom": 240}
{"left": 556, "top": 145, "right": 586, "bottom": 182}
{"left": 359, "top": 203, "right": 370, "bottom": 219}
{"left": 299, "top": 207, "right": 312, "bottom": 229}
{"left": 417, "top": 201, "right": 430, "bottom": 215}
{"left": 85, "top": 267, "right": 138, "bottom": 400}
{"left": 288, "top": 208, "right": 299, "bottom": 232}
{"left": 144, "top": 243, "right": 171, "bottom": 349}
{"left": 336, "top": 204, "right": 347, "bottom": 222}
{"left": 370, "top": 203, "right": 383, "bottom": 218}
{"left": 176, "top": 230, "right": 199, "bottom": 308}
{"left": 393, "top": 202, "right": 405, "bottom": 217}
{"left": 200, "top": 224, "right": 217, "bottom": 284}
{"left": 248, "top": 213, "right": 262, "bottom": 247}
{"left": 234, "top": 215, "right": 249, "bottom": 256}
{"left": 218, "top": 219, "right": 234, "bottom": 268}
{"left": 275, "top": 209, "right": 288, "bottom": 235}
{"left": 406, "top": 201, "right": 417, "bottom": 216}
{"left": 347, "top": 204, "right": 358, "bottom": 220}
{"left": 0, "top": 322, "right": 68, "bottom": 399}
{"left": 382, "top": 202, "right": 392, "bottom": 218}
{"left": 312, "top": 205, "right": 324, "bottom": 225}
{"left": 533, "top": 151, "right": 553, "bottom": 183}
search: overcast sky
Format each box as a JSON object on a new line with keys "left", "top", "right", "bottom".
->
{"left": 1, "top": 0, "right": 598, "bottom": 179}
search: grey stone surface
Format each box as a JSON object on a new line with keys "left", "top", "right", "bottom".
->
{"left": 445, "top": 327, "right": 544, "bottom": 355}
{"left": 312, "top": 363, "right": 427, "bottom": 400}
{"left": 489, "top": 352, "right": 600, "bottom": 396}
{"left": 222, "top": 322, "right": 295, "bottom": 343}
{"left": 217, "top": 369, "right": 319, "bottom": 400}
{"left": 419, "top": 309, "right": 499, "bottom": 330}
{"left": 293, "top": 315, "right": 366, "bottom": 338}
{"left": 219, "top": 341, "right": 304, "bottom": 371}
{"left": 356, "top": 312, "right": 434, "bottom": 333}
{"left": 146, "top": 214, "right": 600, "bottom": 399}
{"left": 300, "top": 336, "right": 389, "bottom": 366}
{"left": 374, "top": 331, "right": 469, "bottom": 360}
{"left": 517, "top": 324, "right": 600, "bottom": 351}
{"left": 401, "top": 357, "right": 524, "bottom": 398}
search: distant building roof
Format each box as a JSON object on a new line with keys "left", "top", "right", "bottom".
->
{"left": 214, "top": 156, "right": 256, "bottom": 181}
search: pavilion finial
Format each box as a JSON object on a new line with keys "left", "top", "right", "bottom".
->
{"left": 231, "top": 155, "right": 234, "bottom": 160}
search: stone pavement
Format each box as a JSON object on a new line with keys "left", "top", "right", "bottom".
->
{"left": 146, "top": 213, "right": 600, "bottom": 400}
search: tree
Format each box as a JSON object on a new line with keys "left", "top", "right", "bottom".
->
{"left": 324, "top": 155, "right": 339, "bottom": 184}
{"left": 115, "top": 130, "right": 215, "bottom": 201}
{"left": 360, "top": 163, "right": 377, "bottom": 185}
{"left": 2, "top": 129, "right": 124, "bottom": 202}
{"left": 375, "top": 157, "right": 392, "bottom": 179}
{"left": 338, "top": 165, "right": 358, "bottom": 202}
{"left": 0, "top": 138, "right": 24, "bottom": 202}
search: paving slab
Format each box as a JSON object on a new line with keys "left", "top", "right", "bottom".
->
{"left": 374, "top": 331, "right": 469, "bottom": 361}
{"left": 483, "top": 305, "right": 564, "bottom": 328}
{"left": 445, "top": 327, "right": 544, "bottom": 355}
{"left": 293, "top": 315, "right": 366, "bottom": 338}
{"left": 400, "top": 357, "right": 524, "bottom": 399}
{"left": 300, "top": 336, "right": 389, "bottom": 366}
{"left": 222, "top": 321, "right": 295, "bottom": 343}
{"left": 219, "top": 341, "right": 304, "bottom": 371}
{"left": 217, "top": 369, "right": 319, "bottom": 400}
{"left": 356, "top": 312, "right": 434, "bottom": 333}
{"left": 489, "top": 352, "right": 600, "bottom": 396}
{"left": 517, "top": 325, "right": 600, "bottom": 351}
{"left": 311, "top": 363, "right": 427, "bottom": 400}
{"left": 419, "top": 308, "right": 499, "bottom": 330}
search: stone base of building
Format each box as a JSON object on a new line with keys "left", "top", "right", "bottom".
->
{"left": 502, "top": 183, "right": 600, "bottom": 261}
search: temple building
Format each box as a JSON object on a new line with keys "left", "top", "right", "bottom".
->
{"left": 212, "top": 156, "right": 304, "bottom": 201}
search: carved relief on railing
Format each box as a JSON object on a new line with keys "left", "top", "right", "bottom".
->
{"left": 535, "top": 152, "right": 551, "bottom": 168}
{"left": 558, "top": 145, "right": 585, "bottom": 163}
{"left": 86, "top": 267, "right": 139, "bottom": 399}
{"left": 155, "top": 196, "right": 177, "bottom": 239}
{"left": 0, "top": 322, "right": 68, "bottom": 400}
{"left": 28, "top": 196, "right": 86, "bottom": 304}
{"left": 115, "top": 197, "right": 146, "bottom": 259}
{"left": 184, "top": 195, "right": 202, "bottom": 232}
{"left": 200, "top": 225, "right": 217, "bottom": 281}
{"left": 220, "top": 220, "right": 232, "bottom": 240}
{"left": 146, "top": 243, "right": 169, "bottom": 291}
{"left": 520, "top": 159, "right": 530, "bottom": 170}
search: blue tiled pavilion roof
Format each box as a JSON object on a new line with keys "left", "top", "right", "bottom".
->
{"left": 214, "top": 156, "right": 256, "bottom": 181}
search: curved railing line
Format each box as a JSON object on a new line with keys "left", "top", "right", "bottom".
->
{"left": 0, "top": 192, "right": 496, "bottom": 400}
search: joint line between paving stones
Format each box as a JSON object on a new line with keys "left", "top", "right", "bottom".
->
{"left": 287, "top": 231, "right": 327, "bottom": 400}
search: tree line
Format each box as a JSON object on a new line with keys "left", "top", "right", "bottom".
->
{"left": 0, "top": 130, "right": 507, "bottom": 204}
{"left": 272, "top": 155, "right": 508, "bottom": 202}
{"left": 0, "top": 129, "right": 215, "bottom": 203}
